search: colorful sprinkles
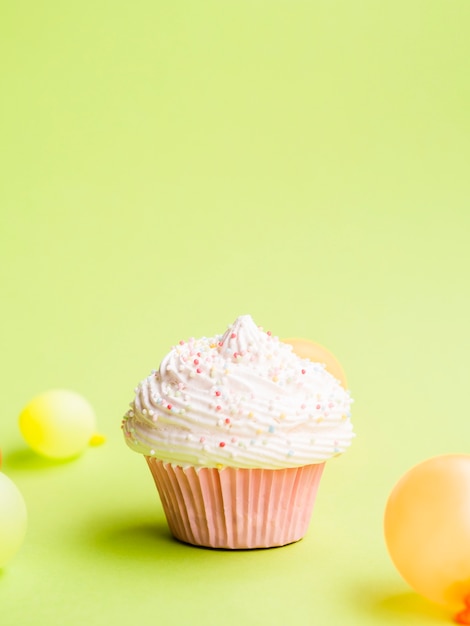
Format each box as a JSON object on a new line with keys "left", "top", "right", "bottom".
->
{"left": 122, "top": 315, "right": 354, "bottom": 468}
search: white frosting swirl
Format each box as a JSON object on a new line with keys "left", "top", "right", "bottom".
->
{"left": 122, "top": 315, "right": 354, "bottom": 469}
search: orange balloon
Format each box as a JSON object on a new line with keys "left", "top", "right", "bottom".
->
{"left": 283, "top": 337, "right": 347, "bottom": 388}
{"left": 384, "top": 455, "right": 470, "bottom": 618}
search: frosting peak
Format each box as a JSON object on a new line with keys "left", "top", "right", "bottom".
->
{"left": 217, "top": 314, "right": 274, "bottom": 366}
{"left": 122, "top": 316, "right": 354, "bottom": 469}
{"left": 217, "top": 314, "right": 259, "bottom": 361}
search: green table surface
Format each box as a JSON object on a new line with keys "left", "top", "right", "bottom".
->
{"left": 1, "top": 1, "right": 469, "bottom": 624}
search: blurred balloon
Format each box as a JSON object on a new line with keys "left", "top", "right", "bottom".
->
{"left": 283, "top": 337, "right": 348, "bottom": 388}
{"left": 384, "top": 455, "right": 470, "bottom": 622}
{"left": 19, "top": 389, "right": 102, "bottom": 460}
{"left": 0, "top": 472, "right": 27, "bottom": 567}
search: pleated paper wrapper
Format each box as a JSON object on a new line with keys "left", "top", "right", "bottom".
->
{"left": 145, "top": 457, "right": 325, "bottom": 549}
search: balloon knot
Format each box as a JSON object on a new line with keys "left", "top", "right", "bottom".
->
{"left": 455, "top": 594, "right": 470, "bottom": 625}
{"left": 89, "top": 433, "right": 106, "bottom": 447}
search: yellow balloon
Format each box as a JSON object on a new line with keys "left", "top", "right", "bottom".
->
{"left": 384, "top": 455, "right": 470, "bottom": 619}
{"left": 0, "top": 472, "right": 27, "bottom": 567}
{"left": 19, "top": 389, "right": 97, "bottom": 459}
{"left": 283, "top": 337, "right": 348, "bottom": 388}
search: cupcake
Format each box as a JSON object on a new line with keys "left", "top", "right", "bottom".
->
{"left": 122, "top": 315, "right": 354, "bottom": 549}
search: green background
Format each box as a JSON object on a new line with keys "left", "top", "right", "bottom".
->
{"left": 1, "top": 1, "right": 469, "bottom": 624}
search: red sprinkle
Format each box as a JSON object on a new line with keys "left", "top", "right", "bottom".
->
{"left": 224, "top": 418, "right": 231, "bottom": 424}
{"left": 219, "top": 442, "right": 226, "bottom": 447}
{"left": 301, "top": 369, "right": 306, "bottom": 374}
{"left": 196, "top": 368, "right": 202, "bottom": 374}
{"left": 231, "top": 333, "right": 237, "bottom": 339}
{"left": 267, "top": 330, "right": 272, "bottom": 336}
{"left": 167, "top": 404, "right": 172, "bottom": 410}
{"left": 193, "top": 359, "right": 199, "bottom": 365}
{"left": 215, "top": 390, "right": 221, "bottom": 396}
{"left": 216, "top": 405, "right": 222, "bottom": 411}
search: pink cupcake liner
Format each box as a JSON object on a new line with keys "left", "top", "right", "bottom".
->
{"left": 145, "top": 457, "right": 325, "bottom": 549}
